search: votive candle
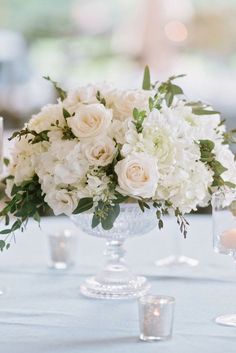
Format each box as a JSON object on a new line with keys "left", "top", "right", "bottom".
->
{"left": 48, "top": 229, "right": 77, "bottom": 269}
{"left": 221, "top": 229, "right": 236, "bottom": 250}
{"left": 138, "top": 295, "right": 175, "bottom": 341}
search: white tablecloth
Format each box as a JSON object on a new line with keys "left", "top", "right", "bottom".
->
{"left": 0, "top": 215, "right": 236, "bottom": 353}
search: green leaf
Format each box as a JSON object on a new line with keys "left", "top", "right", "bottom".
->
{"left": 142, "top": 65, "right": 151, "bottom": 90}
{"left": 211, "top": 160, "right": 227, "bottom": 176}
{"left": 225, "top": 181, "right": 236, "bottom": 188}
{"left": 0, "top": 240, "right": 5, "bottom": 251}
{"left": 96, "top": 91, "right": 106, "bottom": 106}
{"left": 43, "top": 76, "right": 67, "bottom": 101}
{"left": 170, "top": 84, "right": 183, "bottom": 95}
{"left": 101, "top": 204, "right": 120, "bottom": 230}
{"left": 73, "top": 198, "right": 93, "bottom": 214}
{"left": 223, "top": 129, "right": 236, "bottom": 145}
{"left": 165, "top": 91, "right": 174, "bottom": 107}
{"left": 158, "top": 219, "right": 164, "bottom": 229}
{"left": 63, "top": 108, "right": 71, "bottom": 119}
{"left": 92, "top": 214, "right": 100, "bottom": 228}
{"left": 156, "top": 210, "right": 161, "bottom": 219}
{"left": 199, "top": 139, "right": 215, "bottom": 152}
{"left": 169, "top": 74, "right": 186, "bottom": 81}
{"left": 3, "top": 158, "right": 9, "bottom": 166}
{"left": 33, "top": 211, "right": 41, "bottom": 223}
{"left": 0, "top": 229, "right": 12, "bottom": 235}
{"left": 132, "top": 108, "right": 147, "bottom": 133}
{"left": 192, "top": 108, "right": 219, "bottom": 115}
{"left": 113, "top": 192, "right": 129, "bottom": 204}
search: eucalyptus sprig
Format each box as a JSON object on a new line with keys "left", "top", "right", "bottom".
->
{"left": 0, "top": 176, "right": 49, "bottom": 250}
{"left": 51, "top": 108, "right": 76, "bottom": 140}
{"left": 223, "top": 129, "right": 236, "bottom": 145}
{"left": 175, "top": 208, "right": 189, "bottom": 238}
{"left": 186, "top": 101, "right": 219, "bottom": 116}
{"left": 9, "top": 128, "right": 50, "bottom": 144}
{"left": 96, "top": 90, "right": 106, "bottom": 106}
{"left": 132, "top": 108, "right": 147, "bottom": 133}
{"left": 158, "top": 75, "right": 185, "bottom": 107}
{"left": 199, "top": 139, "right": 235, "bottom": 188}
{"left": 43, "top": 76, "right": 67, "bottom": 101}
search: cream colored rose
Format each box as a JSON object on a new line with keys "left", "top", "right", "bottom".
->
{"left": 112, "top": 89, "right": 151, "bottom": 121}
{"left": 45, "top": 188, "right": 78, "bottom": 216}
{"left": 28, "top": 103, "right": 65, "bottom": 133}
{"left": 115, "top": 153, "right": 159, "bottom": 198}
{"left": 67, "top": 103, "right": 112, "bottom": 139}
{"left": 82, "top": 136, "right": 116, "bottom": 167}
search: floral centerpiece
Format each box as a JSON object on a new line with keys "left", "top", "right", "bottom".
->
{"left": 0, "top": 67, "right": 235, "bottom": 250}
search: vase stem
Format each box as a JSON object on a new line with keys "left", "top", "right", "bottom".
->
{"left": 105, "top": 240, "right": 125, "bottom": 266}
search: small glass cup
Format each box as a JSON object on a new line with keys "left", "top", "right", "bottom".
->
{"left": 47, "top": 229, "right": 77, "bottom": 270}
{"left": 212, "top": 189, "right": 236, "bottom": 326}
{"left": 138, "top": 295, "right": 175, "bottom": 342}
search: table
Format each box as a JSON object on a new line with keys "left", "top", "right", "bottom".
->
{"left": 0, "top": 215, "right": 236, "bottom": 353}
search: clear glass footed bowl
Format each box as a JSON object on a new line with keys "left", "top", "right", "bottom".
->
{"left": 71, "top": 203, "right": 157, "bottom": 300}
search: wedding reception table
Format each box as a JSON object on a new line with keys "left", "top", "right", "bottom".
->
{"left": 0, "top": 215, "right": 236, "bottom": 353}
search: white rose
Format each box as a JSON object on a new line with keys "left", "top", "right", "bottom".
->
{"left": 28, "top": 103, "right": 65, "bottom": 133}
{"left": 45, "top": 188, "right": 78, "bottom": 216}
{"left": 115, "top": 153, "right": 159, "bottom": 198}
{"left": 81, "top": 136, "right": 116, "bottom": 167}
{"left": 112, "top": 89, "right": 151, "bottom": 121}
{"left": 67, "top": 103, "right": 112, "bottom": 139}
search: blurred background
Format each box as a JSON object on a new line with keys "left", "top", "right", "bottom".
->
{"left": 0, "top": 0, "right": 236, "bottom": 131}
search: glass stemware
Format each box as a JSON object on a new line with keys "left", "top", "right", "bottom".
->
{"left": 155, "top": 223, "right": 199, "bottom": 267}
{"left": 212, "top": 189, "right": 236, "bottom": 326}
{"left": 71, "top": 203, "right": 157, "bottom": 299}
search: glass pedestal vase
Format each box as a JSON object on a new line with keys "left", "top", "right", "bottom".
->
{"left": 71, "top": 204, "right": 157, "bottom": 300}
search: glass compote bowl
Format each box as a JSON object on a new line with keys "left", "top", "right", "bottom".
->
{"left": 212, "top": 189, "right": 236, "bottom": 326}
{"left": 71, "top": 203, "right": 157, "bottom": 299}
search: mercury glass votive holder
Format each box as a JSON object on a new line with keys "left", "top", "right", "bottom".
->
{"left": 138, "top": 295, "right": 175, "bottom": 342}
{"left": 47, "top": 229, "right": 77, "bottom": 269}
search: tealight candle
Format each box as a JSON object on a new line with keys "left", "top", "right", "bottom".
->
{"left": 221, "top": 229, "right": 236, "bottom": 250}
{"left": 138, "top": 295, "right": 175, "bottom": 341}
{"left": 47, "top": 229, "right": 77, "bottom": 269}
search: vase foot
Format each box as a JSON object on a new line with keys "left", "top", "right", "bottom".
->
{"left": 80, "top": 276, "right": 150, "bottom": 300}
{"left": 155, "top": 255, "right": 199, "bottom": 267}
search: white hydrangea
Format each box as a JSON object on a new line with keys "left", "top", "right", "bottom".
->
{"left": 10, "top": 136, "right": 49, "bottom": 185}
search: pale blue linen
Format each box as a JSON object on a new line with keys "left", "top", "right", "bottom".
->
{"left": 0, "top": 215, "right": 235, "bottom": 353}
